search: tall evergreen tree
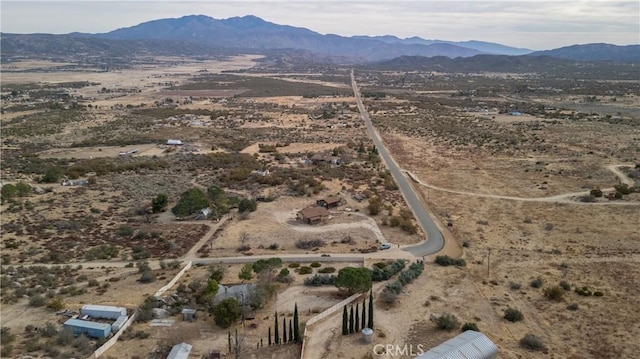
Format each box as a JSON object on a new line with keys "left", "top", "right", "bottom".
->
{"left": 354, "top": 302, "right": 360, "bottom": 332}
{"left": 282, "top": 314, "right": 287, "bottom": 343}
{"left": 368, "top": 290, "right": 374, "bottom": 329}
{"left": 274, "top": 311, "right": 280, "bottom": 344}
{"left": 349, "top": 306, "right": 355, "bottom": 334}
{"left": 268, "top": 327, "right": 272, "bottom": 346}
{"left": 289, "top": 320, "right": 293, "bottom": 343}
{"left": 294, "top": 303, "right": 301, "bottom": 342}
{"left": 361, "top": 300, "right": 366, "bottom": 330}
{"left": 342, "top": 305, "right": 348, "bottom": 335}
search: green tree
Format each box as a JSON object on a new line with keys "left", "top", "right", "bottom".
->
{"left": 1, "top": 184, "right": 17, "bottom": 203}
{"left": 342, "top": 305, "right": 348, "bottom": 335}
{"left": 204, "top": 279, "right": 219, "bottom": 296}
{"left": 15, "top": 182, "right": 32, "bottom": 197}
{"left": 294, "top": 303, "right": 301, "bottom": 342}
{"left": 282, "top": 313, "right": 287, "bottom": 343}
{"left": 274, "top": 311, "right": 280, "bottom": 344}
{"left": 208, "top": 186, "right": 229, "bottom": 215}
{"left": 349, "top": 306, "right": 355, "bottom": 334}
{"left": 361, "top": 300, "right": 366, "bottom": 330}
{"left": 238, "top": 198, "right": 257, "bottom": 213}
{"left": 289, "top": 319, "right": 293, "bottom": 343}
{"left": 354, "top": 302, "right": 360, "bottom": 332}
{"left": 212, "top": 298, "right": 241, "bottom": 328}
{"left": 42, "top": 166, "right": 63, "bottom": 183}
{"left": 171, "top": 187, "right": 209, "bottom": 218}
{"left": 151, "top": 193, "right": 168, "bottom": 213}
{"left": 239, "top": 264, "right": 254, "bottom": 282}
{"left": 368, "top": 197, "right": 382, "bottom": 215}
{"left": 268, "top": 327, "right": 272, "bottom": 346}
{"left": 336, "top": 267, "right": 372, "bottom": 294}
{"left": 368, "top": 290, "right": 374, "bottom": 329}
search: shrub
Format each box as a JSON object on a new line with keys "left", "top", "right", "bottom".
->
{"left": 29, "top": 294, "right": 46, "bottom": 307}
{"left": 371, "top": 259, "right": 406, "bottom": 281}
{"left": 543, "top": 286, "right": 564, "bottom": 301}
{"left": 296, "top": 239, "right": 325, "bottom": 249}
{"left": 530, "top": 277, "right": 544, "bottom": 288}
{"left": 252, "top": 258, "right": 282, "bottom": 273}
{"left": 297, "top": 266, "right": 313, "bottom": 275}
{"left": 115, "top": 225, "right": 135, "bottom": 237}
{"left": 590, "top": 188, "right": 603, "bottom": 197}
{"left": 434, "top": 255, "right": 466, "bottom": 267}
{"left": 593, "top": 291, "right": 604, "bottom": 297}
{"left": 268, "top": 243, "right": 279, "bottom": 250}
{"left": 46, "top": 298, "right": 65, "bottom": 311}
{"left": 380, "top": 288, "right": 398, "bottom": 305}
{"left": 575, "top": 286, "right": 592, "bottom": 296}
{"left": 509, "top": 282, "right": 522, "bottom": 290}
{"left": 304, "top": 274, "right": 336, "bottom": 286}
{"left": 435, "top": 313, "right": 460, "bottom": 331}
{"left": 519, "top": 334, "right": 546, "bottom": 351}
{"left": 139, "top": 271, "right": 156, "bottom": 283}
{"left": 504, "top": 308, "right": 524, "bottom": 322}
{"left": 310, "top": 262, "right": 321, "bottom": 268}
{"left": 559, "top": 280, "right": 571, "bottom": 291}
{"left": 461, "top": 322, "right": 479, "bottom": 332}
{"left": 288, "top": 263, "right": 300, "bottom": 268}
{"left": 566, "top": 303, "right": 579, "bottom": 311}
{"left": 209, "top": 265, "right": 225, "bottom": 282}
{"left": 319, "top": 266, "right": 336, "bottom": 274}
{"left": 614, "top": 183, "right": 632, "bottom": 195}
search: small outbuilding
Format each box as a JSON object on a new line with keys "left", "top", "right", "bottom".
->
{"left": 297, "top": 206, "right": 330, "bottom": 224}
{"left": 80, "top": 305, "right": 127, "bottom": 320}
{"left": 182, "top": 308, "right": 197, "bottom": 321}
{"left": 317, "top": 196, "right": 341, "bottom": 209}
{"left": 195, "top": 207, "right": 211, "bottom": 220}
{"left": 167, "top": 139, "right": 183, "bottom": 145}
{"left": 111, "top": 315, "right": 128, "bottom": 333}
{"left": 167, "top": 342, "right": 192, "bottom": 359}
{"left": 63, "top": 319, "right": 111, "bottom": 339}
{"left": 416, "top": 330, "right": 498, "bottom": 359}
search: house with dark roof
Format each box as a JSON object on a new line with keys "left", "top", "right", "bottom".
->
{"left": 297, "top": 206, "right": 329, "bottom": 224}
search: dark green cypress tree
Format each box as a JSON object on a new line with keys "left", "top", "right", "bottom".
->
{"left": 349, "top": 306, "right": 355, "bottom": 334}
{"left": 268, "top": 327, "right": 272, "bottom": 346}
{"left": 294, "top": 303, "right": 301, "bottom": 343}
{"left": 361, "top": 300, "right": 366, "bottom": 330}
{"left": 289, "top": 319, "right": 293, "bottom": 343}
{"left": 342, "top": 305, "right": 348, "bottom": 335}
{"left": 354, "top": 302, "right": 360, "bottom": 332}
{"left": 274, "top": 311, "right": 280, "bottom": 344}
{"left": 368, "top": 290, "right": 374, "bottom": 329}
{"left": 282, "top": 314, "right": 287, "bottom": 343}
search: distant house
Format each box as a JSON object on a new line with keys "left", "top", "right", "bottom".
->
{"left": 167, "top": 139, "right": 183, "bottom": 145}
{"left": 508, "top": 111, "right": 522, "bottom": 116}
{"left": 181, "top": 308, "right": 197, "bottom": 322}
{"left": 416, "top": 330, "right": 498, "bottom": 359}
{"left": 297, "top": 206, "right": 330, "bottom": 224}
{"left": 317, "top": 196, "right": 341, "bottom": 209}
{"left": 61, "top": 179, "right": 89, "bottom": 186}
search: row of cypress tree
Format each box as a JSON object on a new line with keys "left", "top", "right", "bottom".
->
{"left": 267, "top": 303, "right": 301, "bottom": 345}
{"left": 342, "top": 290, "right": 374, "bottom": 335}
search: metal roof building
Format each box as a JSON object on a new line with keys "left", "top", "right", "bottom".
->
{"left": 81, "top": 304, "right": 127, "bottom": 320}
{"left": 63, "top": 319, "right": 111, "bottom": 339}
{"left": 167, "top": 342, "right": 192, "bottom": 359}
{"left": 417, "top": 330, "right": 498, "bottom": 359}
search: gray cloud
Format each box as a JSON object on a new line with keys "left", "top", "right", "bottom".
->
{"left": 1, "top": 1, "right": 638, "bottom": 50}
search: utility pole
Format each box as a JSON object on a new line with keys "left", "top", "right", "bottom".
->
{"left": 487, "top": 248, "right": 491, "bottom": 278}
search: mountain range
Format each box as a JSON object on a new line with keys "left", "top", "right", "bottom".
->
{"left": 2, "top": 15, "right": 638, "bottom": 63}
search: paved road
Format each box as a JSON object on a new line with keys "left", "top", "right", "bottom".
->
{"left": 350, "top": 71, "right": 444, "bottom": 256}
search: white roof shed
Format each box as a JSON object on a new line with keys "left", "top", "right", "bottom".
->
{"left": 167, "top": 139, "right": 183, "bottom": 145}
{"left": 417, "top": 330, "right": 498, "bottom": 359}
{"left": 167, "top": 342, "right": 192, "bottom": 359}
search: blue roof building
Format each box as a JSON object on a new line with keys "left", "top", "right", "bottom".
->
{"left": 63, "top": 319, "right": 111, "bottom": 339}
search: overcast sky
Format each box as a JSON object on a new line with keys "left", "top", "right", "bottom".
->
{"left": 1, "top": 1, "right": 638, "bottom": 50}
